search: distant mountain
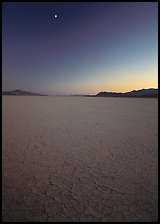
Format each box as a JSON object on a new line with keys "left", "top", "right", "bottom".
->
{"left": 96, "top": 88, "right": 158, "bottom": 97}
{"left": 2, "top": 90, "right": 47, "bottom": 96}
{"left": 124, "top": 88, "right": 158, "bottom": 96}
{"left": 96, "top": 92, "right": 123, "bottom": 97}
{"left": 2, "top": 88, "right": 158, "bottom": 97}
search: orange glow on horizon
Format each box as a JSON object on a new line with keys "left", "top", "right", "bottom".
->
{"left": 75, "top": 71, "right": 158, "bottom": 94}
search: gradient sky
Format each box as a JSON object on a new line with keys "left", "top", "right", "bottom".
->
{"left": 2, "top": 2, "right": 158, "bottom": 95}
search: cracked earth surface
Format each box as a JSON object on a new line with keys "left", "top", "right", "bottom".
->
{"left": 2, "top": 96, "right": 158, "bottom": 222}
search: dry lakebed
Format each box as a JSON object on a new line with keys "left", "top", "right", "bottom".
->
{"left": 2, "top": 96, "right": 158, "bottom": 222}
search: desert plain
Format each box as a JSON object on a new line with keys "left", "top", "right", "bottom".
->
{"left": 2, "top": 96, "right": 158, "bottom": 222}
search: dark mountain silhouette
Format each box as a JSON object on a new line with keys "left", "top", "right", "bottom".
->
{"left": 96, "top": 88, "right": 158, "bottom": 97}
{"left": 124, "top": 88, "right": 158, "bottom": 96}
{"left": 2, "top": 88, "right": 158, "bottom": 97}
{"left": 2, "top": 90, "right": 47, "bottom": 96}
{"left": 96, "top": 92, "right": 123, "bottom": 97}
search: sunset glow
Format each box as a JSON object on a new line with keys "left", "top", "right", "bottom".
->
{"left": 2, "top": 2, "right": 158, "bottom": 95}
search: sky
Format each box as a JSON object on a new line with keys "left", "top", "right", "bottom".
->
{"left": 2, "top": 2, "right": 158, "bottom": 95}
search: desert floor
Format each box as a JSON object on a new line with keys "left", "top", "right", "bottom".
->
{"left": 2, "top": 96, "right": 158, "bottom": 222}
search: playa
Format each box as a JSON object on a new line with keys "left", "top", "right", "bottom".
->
{"left": 2, "top": 96, "right": 158, "bottom": 222}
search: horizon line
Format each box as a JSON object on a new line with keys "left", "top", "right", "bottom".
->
{"left": 2, "top": 87, "right": 158, "bottom": 96}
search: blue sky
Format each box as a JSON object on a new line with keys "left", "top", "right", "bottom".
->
{"left": 2, "top": 2, "right": 158, "bottom": 94}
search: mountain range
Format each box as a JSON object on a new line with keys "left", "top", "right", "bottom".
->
{"left": 2, "top": 88, "right": 158, "bottom": 97}
{"left": 2, "top": 90, "right": 47, "bottom": 96}
{"left": 96, "top": 88, "right": 158, "bottom": 97}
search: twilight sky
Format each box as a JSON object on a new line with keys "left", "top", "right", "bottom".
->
{"left": 2, "top": 2, "right": 158, "bottom": 95}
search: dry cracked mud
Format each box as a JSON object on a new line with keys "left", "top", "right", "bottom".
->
{"left": 2, "top": 96, "right": 158, "bottom": 222}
